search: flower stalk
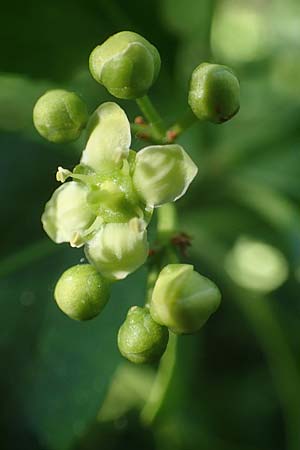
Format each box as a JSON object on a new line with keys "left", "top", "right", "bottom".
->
{"left": 136, "top": 95, "right": 167, "bottom": 142}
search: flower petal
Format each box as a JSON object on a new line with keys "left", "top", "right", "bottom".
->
{"left": 81, "top": 102, "right": 131, "bottom": 172}
{"left": 42, "top": 181, "right": 96, "bottom": 246}
{"left": 132, "top": 144, "right": 198, "bottom": 207}
{"left": 85, "top": 218, "right": 148, "bottom": 280}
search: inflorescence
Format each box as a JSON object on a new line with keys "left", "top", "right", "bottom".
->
{"left": 34, "top": 30, "right": 240, "bottom": 363}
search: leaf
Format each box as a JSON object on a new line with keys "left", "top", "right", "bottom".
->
{"left": 0, "top": 245, "right": 147, "bottom": 450}
{"left": 160, "top": 0, "right": 213, "bottom": 38}
{"left": 98, "top": 362, "right": 154, "bottom": 422}
{"left": 0, "top": 1, "right": 110, "bottom": 81}
{"left": 0, "top": 74, "right": 51, "bottom": 133}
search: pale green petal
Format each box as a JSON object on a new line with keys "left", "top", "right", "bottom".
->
{"left": 132, "top": 144, "right": 198, "bottom": 207}
{"left": 42, "top": 181, "right": 96, "bottom": 246}
{"left": 85, "top": 219, "right": 148, "bottom": 280}
{"left": 81, "top": 102, "right": 131, "bottom": 172}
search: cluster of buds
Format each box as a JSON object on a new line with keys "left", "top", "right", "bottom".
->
{"left": 34, "top": 30, "right": 239, "bottom": 363}
{"left": 118, "top": 265, "right": 221, "bottom": 363}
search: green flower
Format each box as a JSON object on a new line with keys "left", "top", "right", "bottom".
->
{"left": 33, "top": 89, "right": 88, "bottom": 143}
{"left": 150, "top": 264, "right": 221, "bottom": 334}
{"left": 188, "top": 63, "right": 240, "bottom": 124}
{"left": 42, "top": 102, "right": 198, "bottom": 280}
{"left": 89, "top": 31, "right": 161, "bottom": 99}
{"left": 118, "top": 306, "right": 169, "bottom": 364}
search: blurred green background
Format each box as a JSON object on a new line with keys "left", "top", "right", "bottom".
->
{"left": 1, "top": 0, "right": 300, "bottom": 449}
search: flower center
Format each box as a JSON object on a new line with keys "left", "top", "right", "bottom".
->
{"left": 56, "top": 163, "right": 152, "bottom": 224}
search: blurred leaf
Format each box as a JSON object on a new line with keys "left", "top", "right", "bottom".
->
{"left": 98, "top": 363, "right": 154, "bottom": 422}
{"left": 181, "top": 220, "right": 300, "bottom": 450}
{"left": 0, "top": 0, "right": 111, "bottom": 81}
{"left": 0, "top": 247, "right": 147, "bottom": 450}
{"left": 0, "top": 129, "right": 149, "bottom": 449}
{"left": 0, "top": 74, "right": 51, "bottom": 133}
{"left": 160, "top": 0, "right": 214, "bottom": 39}
{"left": 23, "top": 266, "right": 147, "bottom": 450}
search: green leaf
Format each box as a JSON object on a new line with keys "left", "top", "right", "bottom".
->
{"left": 25, "top": 263, "right": 147, "bottom": 449}
{"left": 0, "top": 245, "right": 146, "bottom": 450}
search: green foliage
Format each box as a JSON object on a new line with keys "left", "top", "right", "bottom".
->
{"left": 2, "top": 1, "right": 300, "bottom": 450}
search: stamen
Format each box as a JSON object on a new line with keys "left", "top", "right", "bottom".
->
{"left": 129, "top": 218, "right": 146, "bottom": 233}
{"left": 69, "top": 217, "right": 104, "bottom": 247}
{"left": 70, "top": 232, "right": 85, "bottom": 248}
{"left": 114, "top": 147, "right": 127, "bottom": 165}
{"left": 56, "top": 166, "right": 98, "bottom": 185}
{"left": 79, "top": 217, "right": 104, "bottom": 241}
{"left": 56, "top": 167, "right": 72, "bottom": 183}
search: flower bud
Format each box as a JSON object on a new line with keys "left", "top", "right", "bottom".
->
{"left": 150, "top": 264, "right": 221, "bottom": 334}
{"left": 188, "top": 63, "right": 240, "bottom": 124}
{"left": 54, "top": 264, "right": 110, "bottom": 321}
{"left": 89, "top": 31, "right": 161, "bottom": 99}
{"left": 118, "top": 306, "right": 169, "bottom": 364}
{"left": 33, "top": 89, "right": 88, "bottom": 143}
{"left": 85, "top": 219, "right": 149, "bottom": 280}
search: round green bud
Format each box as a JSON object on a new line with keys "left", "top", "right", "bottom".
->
{"left": 33, "top": 89, "right": 88, "bottom": 143}
{"left": 89, "top": 31, "right": 161, "bottom": 99}
{"left": 118, "top": 306, "right": 169, "bottom": 364}
{"left": 54, "top": 264, "right": 110, "bottom": 321}
{"left": 188, "top": 63, "right": 240, "bottom": 124}
{"left": 150, "top": 264, "right": 221, "bottom": 334}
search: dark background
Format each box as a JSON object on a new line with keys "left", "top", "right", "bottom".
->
{"left": 1, "top": 0, "right": 300, "bottom": 449}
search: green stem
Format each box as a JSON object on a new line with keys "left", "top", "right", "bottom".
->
{"left": 136, "top": 95, "right": 167, "bottom": 142}
{"left": 141, "top": 332, "right": 177, "bottom": 425}
{"left": 168, "top": 108, "right": 197, "bottom": 139}
{"left": 145, "top": 203, "right": 179, "bottom": 302}
{"left": 130, "top": 123, "right": 158, "bottom": 144}
{"left": 145, "top": 266, "right": 159, "bottom": 307}
{"left": 142, "top": 203, "right": 179, "bottom": 424}
{"left": 157, "top": 202, "right": 179, "bottom": 241}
